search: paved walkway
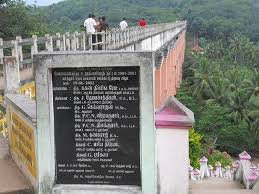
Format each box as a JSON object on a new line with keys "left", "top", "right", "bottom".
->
{"left": 190, "top": 178, "right": 258, "bottom": 194}
{"left": 0, "top": 135, "right": 33, "bottom": 194}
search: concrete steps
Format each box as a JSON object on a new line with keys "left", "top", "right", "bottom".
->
{"left": 0, "top": 135, "right": 33, "bottom": 194}
{"left": 190, "top": 178, "right": 257, "bottom": 194}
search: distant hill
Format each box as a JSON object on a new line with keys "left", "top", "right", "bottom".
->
{"left": 39, "top": 0, "right": 184, "bottom": 32}
{"left": 39, "top": 0, "right": 258, "bottom": 42}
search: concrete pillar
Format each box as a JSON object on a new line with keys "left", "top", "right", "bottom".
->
{"left": 112, "top": 31, "right": 116, "bottom": 49}
{"left": 71, "top": 33, "right": 77, "bottom": 51}
{"left": 199, "top": 156, "right": 210, "bottom": 179}
{"left": 208, "top": 165, "right": 214, "bottom": 177}
{"left": 225, "top": 165, "right": 232, "bottom": 179}
{"left": 215, "top": 162, "right": 223, "bottom": 178}
{"left": 16, "top": 36, "right": 23, "bottom": 62}
{"left": 82, "top": 32, "right": 86, "bottom": 51}
{"left": 65, "top": 32, "right": 71, "bottom": 50}
{"left": 102, "top": 32, "right": 106, "bottom": 50}
{"left": 156, "top": 97, "right": 194, "bottom": 194}
{"left": 233, "top": 160, "right": 240, "bottom": 174}
{"left": 62, "top": 34, "right": 66, "bottom": 51}
{"left": 238, "top": 151, "right": 252, "bottom": 189}
{"left": 75, "top": 31, "right": 80, "bottom": 49}
{"left": 31, "top": 35, "right": 38, "bottom": 60}
{"left": 11, "top": 40, "right": 19, "bottom": 68}
{"left": 88, "top": 34, "right": 92, "bottom": 50}
{"left": 0, "top": 38, "right": 3, "bottom": 64}
{"left": 56, "top": 33, "right": 62, "bottom": 51}
{"left": 3, "top": 57, "right": 20, "bottom": 94}
{"left": 45, "top": 34, "right": 53, "bottom": 52}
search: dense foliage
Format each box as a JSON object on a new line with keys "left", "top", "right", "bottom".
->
{"left": 207, "top": 150, "right": 232, "bottom": 167}
{"left": 37, "top": 0, "right": 259, "bottom": 43}
{"left": 2, "top": 0, "right": 259, "bottom": 44}
{"left": 178, "top": 35, "right": 259, "bottom": 157}
{"left": 0, "top": 0, "right": 48, "bottom": 39}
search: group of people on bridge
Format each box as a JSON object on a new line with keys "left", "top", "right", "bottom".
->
{"left": 83, "top": 14, "right": 147, "bottom": 33}
{"left": 83, "top": 14, "right": 147, "bottom": 50}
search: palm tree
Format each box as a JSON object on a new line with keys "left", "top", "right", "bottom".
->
{"left": 188, "top": 56, "right": 220, "bottom": 99}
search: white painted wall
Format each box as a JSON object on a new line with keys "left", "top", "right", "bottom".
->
{"left": 157, "top": 128, "right": 189, "bottom": 194}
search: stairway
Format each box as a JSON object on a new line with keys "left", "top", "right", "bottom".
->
{"left": 190, "top": 178, "right": 258, "bottom": 194}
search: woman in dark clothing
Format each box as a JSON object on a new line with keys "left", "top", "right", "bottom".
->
{"left": 97, "top": 16, "right": 109, "bottom": 50}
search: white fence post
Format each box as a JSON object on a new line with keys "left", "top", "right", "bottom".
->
{"left": 16, "top": 36, "right": 23, "bottom": 63}
{"left": 11, "top": 40, "right": 20, "bottom": 69}
{"left": 71, "top": 32, "right": 77, "bottom": 51}
{"left": 66, "top": 32, "right": 71, "bottom": 50}
{"left": 0, "top": 38, "right": 3, "bottom": 64}
{"left": 82, "top": 32, "right": 86, "bottom": 51}
{"left": 56, "top": 33, "right": 62, "bottom": 51}
{"left": 75, "top": 31, "right": 80, "bottom": 49}
{"left": 45, "top": 34, "right": 53, "bottom": 52}
{"left": 31, "top": 35, "right": 38, "bottom": 57}
{"left": 3, "top": 56, "right": 20, "bottom": 94}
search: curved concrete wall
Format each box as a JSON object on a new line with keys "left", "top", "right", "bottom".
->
{"left": 155, "top": 30, "right": 186, "bottom": 108}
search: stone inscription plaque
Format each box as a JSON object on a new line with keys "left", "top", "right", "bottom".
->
{"left": 52, "top": 67, "right": 141, "bottom": 185}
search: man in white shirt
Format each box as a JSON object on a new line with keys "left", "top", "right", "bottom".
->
{"left": 119, "top": 18, "right": 128, "bottom": 30}
{"left": 84, "top": 14, "right": 97, "bottom": 34}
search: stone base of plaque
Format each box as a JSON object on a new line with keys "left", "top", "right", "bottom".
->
{"left": 52, "top": 185, "right": 141, "bottom": 194}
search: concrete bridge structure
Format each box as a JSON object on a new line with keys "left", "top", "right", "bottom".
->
{"left": 1, "top": 21, "right": 190, "bottom": 194}
{"left": 0, "top": 20, "right": 257, "bottom": 194}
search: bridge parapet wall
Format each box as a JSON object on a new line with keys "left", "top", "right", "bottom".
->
{"left": 0, "top": 21, "right": 186, "bottom": 67}
{"left": 0, "top": 21, "right": 188, "bottom": 193}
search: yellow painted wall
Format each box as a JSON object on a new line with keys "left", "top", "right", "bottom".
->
{"left": 9, "top": 111, "right": 37, "bottom": 177}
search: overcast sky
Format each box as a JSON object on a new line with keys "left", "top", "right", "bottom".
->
{"left": 25, "top": 0, "right": 63, "bottom": 6}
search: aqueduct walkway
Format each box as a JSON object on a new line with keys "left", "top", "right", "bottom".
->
{"left": 0, "top": 21, "right": 188, "bottom": 194}
{"left": 0, "top": 21, "right": 258, "bottom": 194}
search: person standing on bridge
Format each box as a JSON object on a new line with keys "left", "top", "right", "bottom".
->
{"left": 84, "top": 14, "right": 97, "bottom": 49}
{"left": 84, "top": 14, "right": 96, "bottom": 34}
{"left": 97, "top": 16, "right": 109, "bottom": 50}
{"left": 139, "top": 18, "right": 147, "bottom": 27}
{"left": 119, "top": 18, "right": 128, "bottom": 30}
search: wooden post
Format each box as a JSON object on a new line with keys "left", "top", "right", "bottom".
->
{"left": 0, "top": 38, "right": 3, "bottom": 64}
{"left": 56, "top": 33, "right": 62, "bottom": 51}
{"left": 45, "top": 34, "right": 53, "bottom": 52}
{"left": 3, "top": 57, "right": 20, "bottom": 94}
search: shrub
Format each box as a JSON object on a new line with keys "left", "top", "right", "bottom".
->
{"left": 207, "top": 150, "right": 232, "bottom": 167}
{"left": 189, "top": 128, "right": 203, "bottom": 168}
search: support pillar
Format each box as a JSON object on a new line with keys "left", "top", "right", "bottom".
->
{"left": 45, "top": 34, "right": 53, "bottom": 52}
{"left": 3, "top": 57, "right": 20, "bottom": 94}
{"left": 0, "top": 38, "right": 3, "bottom": 64}
{"left": 56, "top": 33, "right": 62, "bottom": 51}
{"left": 156, "top": 97, "right": 194, "bottom": 194}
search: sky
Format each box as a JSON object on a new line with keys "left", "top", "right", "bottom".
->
{"left": 25, "top": 0, "right": 63, "bottom": 6}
